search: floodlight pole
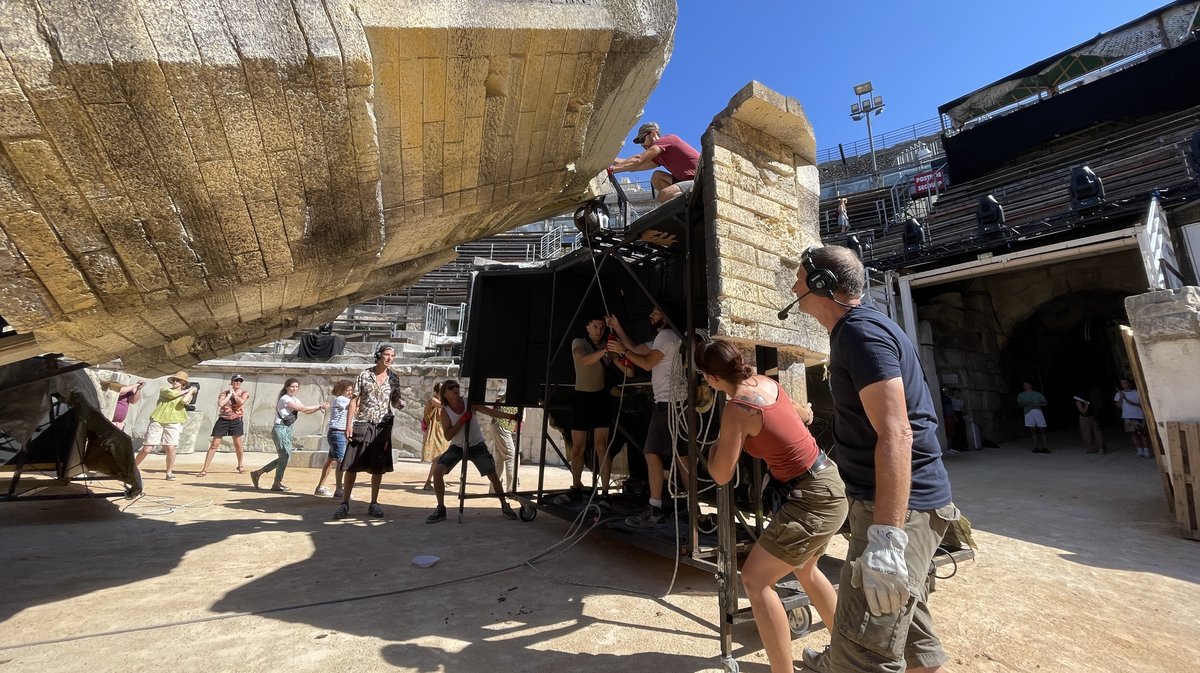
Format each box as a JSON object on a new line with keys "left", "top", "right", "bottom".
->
{"left": 851, "top": 81, "right": 885, "bottom": 187}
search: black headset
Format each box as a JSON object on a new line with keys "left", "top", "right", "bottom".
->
{"left": 375, "top": 343, "right": 394, "bottom": 360}
{"left": 801, "top": 245, "right": 839, "bottom": 298}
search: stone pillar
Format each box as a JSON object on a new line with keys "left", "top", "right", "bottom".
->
{"left": 1125, "top": 287, "right": 1200, "bottom": 426}
{"left": 700, "top": 81, "right": 828, "bottom": 364}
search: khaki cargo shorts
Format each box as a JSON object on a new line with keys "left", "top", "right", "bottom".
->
{"left": 757, "top": 464, "right": 848, "bottom": 567}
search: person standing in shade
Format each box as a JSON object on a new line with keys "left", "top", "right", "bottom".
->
{"left": 1074, "top": 392, "right": 1105, "bottom": 454}
{"left": 315, "top": 379, "right": 354, "bottom": 497}
{"left": 421, "top": 382, "right": 449, "bottom": 490}
{"left": 697, "top": 338, "right": 848, "bottom": 673}
{"left": 788, "top": 245, "right": 959, "bottom": 673}
{"left": 605, "top": 304, "right": 688, "bottom": 527}
{"left": 1018, "top": 381, "right": 1049, "bottom": 453}
{"left": 251, "top": 378, "right": 328, "bottom": 492}
{"left": 197, "top": 374, "right": 250, "bottom": 476}
{"left": 424, "top": 379, "right": 519, "bottom": 524}
{"left": 558, "top": 317, "right": 624, "bottom": 505}
{"left": 484, "top": 392, "right": 522, "bottom": 494}
{"left": 111, "top": 379, "right": 145, "bottom": 431}
{"left": 609, "top": 122, "right": 699, "bottom": 204}
{"left": 1114, "top": 378, "right": 1151, "bottom": 458}
{"left": 334, "top": 345, "right": 403, "bottom": 519}
{"left": 135, "top": 372, "right": 197, "bottom": 480}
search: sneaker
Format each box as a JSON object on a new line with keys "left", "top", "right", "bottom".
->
{"left": 165, "top": 473, "right": 176, "bottom": 481}
{"left": 368, "top": 502, "right": 384, "bottom": 517}
{"left": 271, "top": 484, "right": 291, "bottom": 492}
{"left": 333, "top": 502, "right": 349, "bottom": 520}
{"left": 501, "top": 502, "right": 517, "bottom": 520}
{"left": 801, "top": 645, "right": 830, "bottom": 673}
{"left": 314, "top": 486, "right": 330, "bottom": 496}
{"left": 333, "top": 488, "right": 344, "bottom": 499}
{"left": 250, "top": 471, "right": 261, "bottom": 490}
{"left": 426, "top": 506, "right": 447, "bottom": 524}
{"left": 624, "top": 506, "right": 665, "bottom": 527}
{"left": 552, "top": 486, "right": 584, "bottom": 506}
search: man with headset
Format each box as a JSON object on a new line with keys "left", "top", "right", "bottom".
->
{"left": 790, "top": 245, "right": 958, "bottom": 673}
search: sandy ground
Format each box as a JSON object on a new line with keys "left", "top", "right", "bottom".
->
{"left": 1, "top": 428, "right": 1198, "bottom": 673}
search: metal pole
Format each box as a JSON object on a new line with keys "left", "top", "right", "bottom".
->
{"left": 865, "top": 108, "right": 878, "bottom": 175}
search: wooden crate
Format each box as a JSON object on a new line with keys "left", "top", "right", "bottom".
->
{"left": 1163, "top": 422, "right": 1200, "bottom": 541}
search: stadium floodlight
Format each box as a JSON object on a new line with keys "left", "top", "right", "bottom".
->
{"left": 850, "top": 83, "right": 886, "bottom": 179}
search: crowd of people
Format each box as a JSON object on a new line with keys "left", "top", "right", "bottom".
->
{"left": 115, "top": 344, "right": 522, "bottom": 523}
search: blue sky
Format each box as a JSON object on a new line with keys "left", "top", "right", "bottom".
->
{"left": 620, "top": 0, "right": 1168, "bottom": 157}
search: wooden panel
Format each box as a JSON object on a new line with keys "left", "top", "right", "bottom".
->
{"left": 1164, "top": 422, "right": 1200, "bottom": 540}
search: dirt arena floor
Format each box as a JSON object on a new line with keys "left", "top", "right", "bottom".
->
{"left": 1, "top": 428, "right": 1197, "bottom": 673}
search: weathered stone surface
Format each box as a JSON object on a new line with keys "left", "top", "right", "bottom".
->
{"left": 0, "top": 0, "right": 675, "bottom": 374}
{"left": 701, "top": 81, "right": 828, "bottom": 362}
{"left": 1126, "top": 287, "right": 1200, "bottom": 424}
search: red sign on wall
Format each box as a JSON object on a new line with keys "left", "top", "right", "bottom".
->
{"left": 912, "top": 168, "right": 946, "bottom": 195}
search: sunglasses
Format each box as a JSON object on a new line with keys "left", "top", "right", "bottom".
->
{"left": 445, "top": 385, "right": 460, "bottom": 391}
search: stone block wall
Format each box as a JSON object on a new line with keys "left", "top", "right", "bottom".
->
{"left": 1125, "top": 287, "right": 1200, "bottom": 427}
{"left": 700, "top": 81, "right": 828, "bottom": 365}
{"left": 0, "top": 0, "right": 675, "bottom": 375}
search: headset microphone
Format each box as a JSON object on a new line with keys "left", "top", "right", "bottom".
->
{"left": 777, "top": 291, "right": 810, "bottom": 320}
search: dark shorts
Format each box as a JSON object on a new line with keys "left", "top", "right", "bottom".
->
{"left": 571, "top": 389, "right": 612, "bottom": 431}
{"left": 1124, "top": 418, "right": 1146, "bottom": 433}
{"left": 643, "top": 402, "right": 682, "bottom": 459}
{"left": 342, "top": 418, "right": 395, "bottom": 475}
{"left": 436, "top": 441, "right": 497, "bottom": 477}
{"left": 210, "top": 417, "right": 244, "bottom": 438}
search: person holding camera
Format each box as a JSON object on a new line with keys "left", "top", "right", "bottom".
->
{"left": 250, "top": 378, "right": 328, "bottom": 492}
{"left": 135, "top": 371, "right": 198, "bottom": 480}
{"left": 197, "top": 374, "right": 251, "bottom": 476}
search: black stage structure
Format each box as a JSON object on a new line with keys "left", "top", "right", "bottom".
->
{"left": 458, "top": 181, "right": 973, "bottom": 671}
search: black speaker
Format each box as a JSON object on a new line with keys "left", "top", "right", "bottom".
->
{"left": 1069, "top": 165, "right": 1105, "bottom": 210}
{"left": 976, "top": 194, "right": 1005, "bottom": 236}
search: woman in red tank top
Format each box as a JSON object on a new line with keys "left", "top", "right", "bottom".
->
{"left": 696, "top": 339, "right": 848, "bottom": 673}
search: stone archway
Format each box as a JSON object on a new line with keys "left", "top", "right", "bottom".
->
{"left": 1002, "top": 289, "right": 1130, "bottom": 433}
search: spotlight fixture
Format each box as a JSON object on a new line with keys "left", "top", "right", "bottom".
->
{"left": 1069, "top": 165, "right": 1105, "bottom": 211}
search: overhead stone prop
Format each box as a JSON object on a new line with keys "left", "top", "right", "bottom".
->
{"left": 0, "top": 0, "right": 676, "bottom": 374}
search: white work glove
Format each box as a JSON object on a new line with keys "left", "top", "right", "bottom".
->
{"left": 851, "top": 524, "right": 910, "bottom": 616}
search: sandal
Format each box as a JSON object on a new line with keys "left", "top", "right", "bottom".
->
{"left": 195, "top": 470, "right": 207, "bottom": 477}
{"left": 236, "top": 466, "right": 247, "bottom": 474}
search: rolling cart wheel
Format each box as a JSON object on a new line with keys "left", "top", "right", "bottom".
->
{"left": 788, "top": 605, "right": 812, "bottom": 636}
{"left": 720, "top": 654, "right": 740, "bottom": 673}
{"left": 518, "top": 502, "right": 537, "bottom": 521}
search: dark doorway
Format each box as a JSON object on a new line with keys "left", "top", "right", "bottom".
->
{"left": 1003, "top": 289, "right": 1130, "bottom": 430}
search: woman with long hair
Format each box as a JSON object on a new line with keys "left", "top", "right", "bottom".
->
{"left": 421, "top": 382, "right": 449, "bottom": 490}
{"left": 695, "top": 339, "right": 848, "bottom": 673}
{"left": 250, "top": 378, "right": 328, "bottom": 492}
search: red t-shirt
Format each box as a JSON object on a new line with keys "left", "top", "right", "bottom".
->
{"left": 651, "top": 134, "right": 699, "bottom": 181}
{"left": 730, "top": 381, "right": 820, "bottom": 481}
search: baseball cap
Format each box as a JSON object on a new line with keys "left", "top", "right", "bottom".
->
{"left": 633, "top": 121, "right": 659, "bottom": 143}
{"left": 231, "top": 374, "right": 245, "bottom": 382}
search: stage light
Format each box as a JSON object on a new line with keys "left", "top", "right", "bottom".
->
{"left": 1069, "top": 165, "right": 1105, "bottom": 210}
{"left": 853, "top": 81, "right": 873, "bottom": 96}
{"left": 846, "top": 234, "right": 868, "bottom": 259}
{"left": 1188, "top": 130, "right": 1200, "bottom": 175}
{"left": 903, "top": 217, "right": 926, "bottom": 251}
{"left": 976, "top": 194, "right": 1005, "bottom": 236}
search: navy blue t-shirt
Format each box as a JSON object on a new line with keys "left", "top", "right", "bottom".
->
{"left": 828, "top": 307, "right": 952, "bottom": 510}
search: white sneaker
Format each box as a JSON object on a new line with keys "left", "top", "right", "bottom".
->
{"left": 315, "top": 486, "right": 330, "bottom": 496}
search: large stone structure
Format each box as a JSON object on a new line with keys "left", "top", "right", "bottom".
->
{"left": 700, "top": 82, "right": 827, "bottom": 362}
{"left": 0, "top": 0, "right": 675, "bottom": 374}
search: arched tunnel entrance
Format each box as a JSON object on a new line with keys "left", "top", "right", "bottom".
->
{"left": 1003, "top": 289, "right": 1131, "bottom": 432}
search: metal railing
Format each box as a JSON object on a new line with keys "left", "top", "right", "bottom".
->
{"left": 817, "top": 117, "right": 945, "bottom": 165}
